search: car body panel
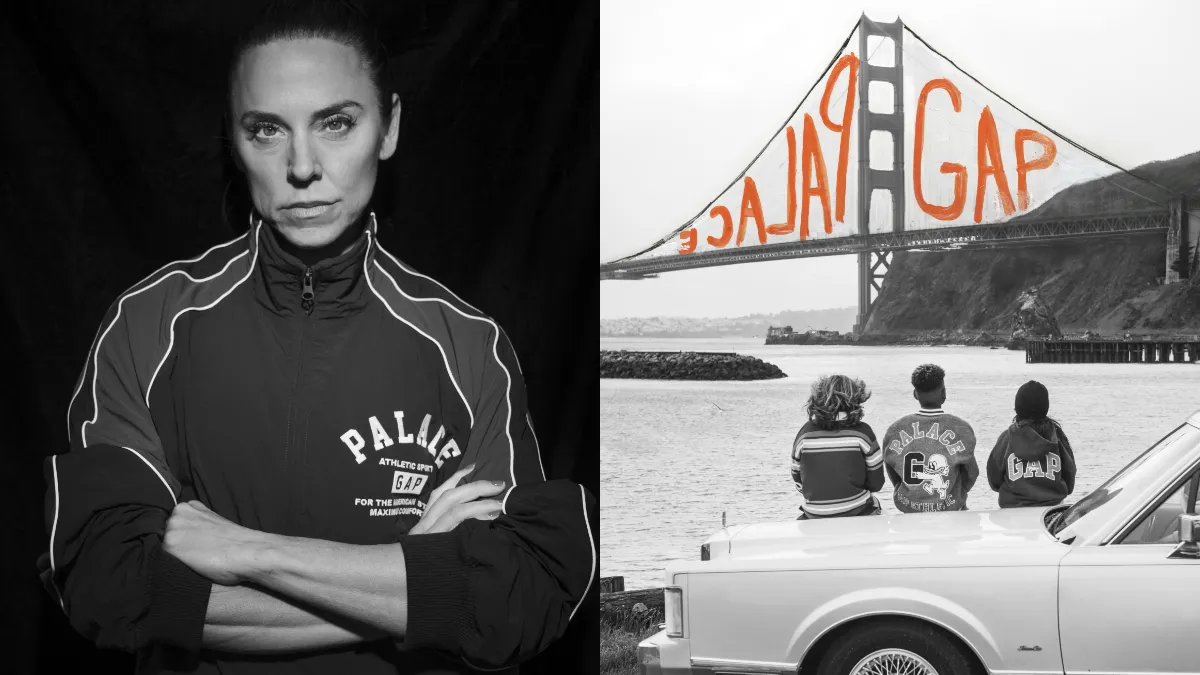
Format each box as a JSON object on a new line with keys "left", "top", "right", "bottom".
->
{"left": 695, "top": 507, "right": 1066, "bottom": 568}
{"left": 1059, "top": 543, "right": 1200, "bottom": 674}
{"left": 682, "top": 557, "right": 1063, "bottom": 673}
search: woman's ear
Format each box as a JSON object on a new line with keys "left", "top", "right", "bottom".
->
{"left": 379, "top": 93, "right": 401, "bottom": 160}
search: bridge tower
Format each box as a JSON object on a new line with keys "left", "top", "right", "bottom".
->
{"left": 1165, "top": 195, "right": 1191, "bottom": 283}
{"left": 854, "top": 15, "right": 905, "bottom": 334}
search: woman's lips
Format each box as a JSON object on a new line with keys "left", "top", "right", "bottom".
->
{"left": 284, "top": 202, "right": 336, "bottom": 219}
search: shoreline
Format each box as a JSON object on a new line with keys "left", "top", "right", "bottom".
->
{"left": 603, "top": 332, "right": 1200, "bottom": 349}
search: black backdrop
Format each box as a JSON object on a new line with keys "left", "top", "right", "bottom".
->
{"left": 0, "top": 2, "right": 598, "bottom": 673}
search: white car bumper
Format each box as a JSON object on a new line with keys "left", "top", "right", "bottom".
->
{"left": 637, "top": 629, "right": 693, "bottom": 675}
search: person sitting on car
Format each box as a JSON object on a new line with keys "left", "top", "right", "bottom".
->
{"left": 986, "top": 380, "right": 1077, "bottom": 508}
{"left": 791, "top": 374, "right": 885, "bottom": 519}
{"left": 882, "top": 364, "right": 979, "bottom": 513}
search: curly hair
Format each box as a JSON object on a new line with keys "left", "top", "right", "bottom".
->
{"left": 911, "top": 363, "right": 945, "bottom": 393}
{"left": 805, "top": 374, "right": 871, "bottom": 430}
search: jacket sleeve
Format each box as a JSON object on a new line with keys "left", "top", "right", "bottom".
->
{"left": 860, "top": 424, "right": 885, "bottom": 493}
{"left": 791, "top": 425, "right": 807, "bottom": 492}
{"left": 457, "top": 322, "right": 545, "bottom": 488}
{"left": 400, "top": 480, "right": 597, "bottom": 669}
{"left": 961, "top": 424, "right": 980, "bottom": 493}
{"left": 38, "top": 296, "right": 211, "bottom": 654}
{"left": 1057, "top": 424, "right": 1077, "bottom": 494}
{"left": 986, "top": 432, "right": 1007, "bottom": 492}
{"left": 880, "top": 424, "right": 902, "bottom": 488}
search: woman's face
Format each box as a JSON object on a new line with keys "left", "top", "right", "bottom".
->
{"left": 230, "top": 38, "right": 399, "bottom": 249}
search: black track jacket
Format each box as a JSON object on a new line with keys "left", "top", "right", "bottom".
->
{"left": 37, "top": 217, "right": 597, "bottom": 674}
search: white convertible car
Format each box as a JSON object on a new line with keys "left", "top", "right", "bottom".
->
{"left": 639, "top": 411, "right": 1200, "bottom": 675}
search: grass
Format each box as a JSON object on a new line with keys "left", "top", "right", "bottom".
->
{"left": 600, "top": 605, "right": 664, "bottom": 675}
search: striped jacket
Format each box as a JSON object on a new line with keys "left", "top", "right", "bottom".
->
{"left": 791, "top": 421, "right": 885, "bottom": 517}
{"left": 37, "top": 216, "right": 596, "bottom": 674}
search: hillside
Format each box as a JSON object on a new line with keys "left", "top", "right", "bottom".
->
{"left": 866, "top": 151, "right": 1200, "bottom": 337}
{"left": 601, "top": 307, "right": 856, "bottom": 338}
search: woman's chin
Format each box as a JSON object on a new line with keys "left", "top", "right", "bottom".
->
{"left": 273, "top": 219, "right": 347, "bottom": 249}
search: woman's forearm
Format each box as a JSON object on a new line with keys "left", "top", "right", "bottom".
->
{"left": 242, "top": 535, "right": 411, "bottom": 639}
{"left": 202, "top": 581, "right": 388, "bottom": 654}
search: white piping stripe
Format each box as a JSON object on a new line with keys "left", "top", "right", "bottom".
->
{"left": 797, "top": 445, "right": 868, "bottom": 454}
{"left": 66, "top": 233, "right": 248, "bottom": 442}
{"left": 796, "top": 437, "right": 872, "bottom": 451}
{"left": 66, "top": 328, "right": 101, "bottom": 441}
{"left": 365, "top": 246, "right": 474, "bottom": 429}
{"left": 79, "top": 235, "right": 251, "bottom": 447}
{"left": 806, "top": 490, "right": 871, "bottom": 505}
{"left": 568, "top": 484, "right": 596, "bottom": 623}
{"left": 146, "top": 229, "right": 260, "bottom": 407}
{"left": 804, "top": 492, "right": 871, "bottom": 514}
{"left": 526, "top": 412, "right": 547, "bottom": 481}
{"left": 375, "top": 245, "right": 520, "bottom": 488}
{"left": 501, "top": 485, "right": 514, "bottom": 514}
{"left": 380, "top": 248, "right": 488, "bottom": 319}
{"left": 48, "top": 456, "right": 64, "bottom": 610}
{"left": 121, "top": 447, "right": 178, "bottom": 506}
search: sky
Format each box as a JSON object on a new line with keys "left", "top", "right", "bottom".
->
{"left": 600, "top": 0, "right": 1200, "bottom": 319}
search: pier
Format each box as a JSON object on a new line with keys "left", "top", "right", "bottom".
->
{"left": 1026, "top": 340, "right": 1200, "bottom": 364}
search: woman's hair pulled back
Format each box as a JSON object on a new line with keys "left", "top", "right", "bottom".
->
{"left": 227, "top": 0, "right": 393, "bottom": 121}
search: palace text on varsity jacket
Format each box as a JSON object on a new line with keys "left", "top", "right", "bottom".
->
{"left": 882, "top": 409, "right": 979, "bottom": 512}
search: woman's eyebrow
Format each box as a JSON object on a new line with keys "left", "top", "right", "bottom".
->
{"left": 239, "top": 100, "right": 364, "bottom": 127}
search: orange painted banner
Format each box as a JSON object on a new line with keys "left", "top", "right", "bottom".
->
{"left": 668, "top": 36, "right": 1072, "bottom": 258}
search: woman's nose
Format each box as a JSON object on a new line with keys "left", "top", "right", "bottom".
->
{"left": 287, "top": 135, "right": 321, "bottom": 183}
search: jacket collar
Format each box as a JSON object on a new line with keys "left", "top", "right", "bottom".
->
{"left": 248, "top": 212, "right": 379, "bottom": 319}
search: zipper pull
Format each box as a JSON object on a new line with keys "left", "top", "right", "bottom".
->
{"left": 301, "top": 267, "right": 315, "bottom": 315}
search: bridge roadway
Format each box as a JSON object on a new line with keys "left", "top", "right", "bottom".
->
{"left": 599, "top": 210, "right": 1169, "bottom": 280}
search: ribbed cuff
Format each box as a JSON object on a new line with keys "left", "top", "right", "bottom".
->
{"left": 143, "top": 547, "right": 213, "bottom": 653}
{"left": 401, "top": 532, "right": 475, "bottom": 652}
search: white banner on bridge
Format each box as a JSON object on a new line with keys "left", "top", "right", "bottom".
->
{"left": 620, "top": 23, "right": 1132, "bottom": 262}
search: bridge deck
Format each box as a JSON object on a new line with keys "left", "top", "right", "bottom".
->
{"left": 600, "top": 211, "right": 1168, "bottom": 279}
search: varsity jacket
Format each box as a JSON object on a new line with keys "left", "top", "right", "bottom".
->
{"left": 882, "top": 408, "right": 979, "bottom": 512}
{"left": 987, "top": 420, "right": 1077, "bottom": 507}
{"left": 791, "top": 421, "right": 884, "bottom": 518}
{"left": 37, "top": 217, "right": 597, "bottom": 674}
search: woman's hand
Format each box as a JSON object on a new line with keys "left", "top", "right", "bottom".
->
{"left": 165, "top": 500, "right": 274, "bottom": 585}
{"left": 410, "top": 463, "right": 505, "bottom": 535}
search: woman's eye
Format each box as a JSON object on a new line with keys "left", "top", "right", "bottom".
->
{"left": 250, "top": 123, "right": 282, "bottom": 142}
{"left": 323, "top": 115, "right": 355, "bottom": 134}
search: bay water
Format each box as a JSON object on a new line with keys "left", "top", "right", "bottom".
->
{"left": 600, "top": 337, "right": 1200, "bottom": 589}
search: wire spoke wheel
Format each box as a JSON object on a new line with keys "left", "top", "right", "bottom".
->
{"left": 849, "top": 648, "right": 938, "bottom": 675}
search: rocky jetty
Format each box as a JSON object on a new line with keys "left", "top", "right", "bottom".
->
{"left": 600, "top": 350, "right": 786, "bottom": 381}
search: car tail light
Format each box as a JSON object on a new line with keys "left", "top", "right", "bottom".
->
{"left": 664, "top": 586, "right": 683, "bottom": 638}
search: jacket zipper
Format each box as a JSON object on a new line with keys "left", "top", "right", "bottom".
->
{"left": 301, "top": 267, "right": 315, "bottom": 315}
{"left": 285, "top": 266, "right": 315, "bottom": 532}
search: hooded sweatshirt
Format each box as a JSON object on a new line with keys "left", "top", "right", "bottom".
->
{"left": 987, "top": 420, "right": 1077, "bottom": 507}
{"left": 37, "top": 217, "right": 597, "bottom": 674}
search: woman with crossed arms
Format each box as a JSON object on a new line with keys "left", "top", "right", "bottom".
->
{"left": 38, "top": 5, "right": 595, "bottom": 674}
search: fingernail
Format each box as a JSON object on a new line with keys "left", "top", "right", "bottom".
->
{"left": 491, "top": 480, "right": 506, "bottom": 489}
{"left": 486, "top": 509, "right": 501, "bottom": 519}
{"left": 464, "top": 463, "right": 476, "bottom": 473}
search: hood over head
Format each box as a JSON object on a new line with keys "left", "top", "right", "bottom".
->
{"left": 1008, "top": 420, "right": 1059, "bottom": 461}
